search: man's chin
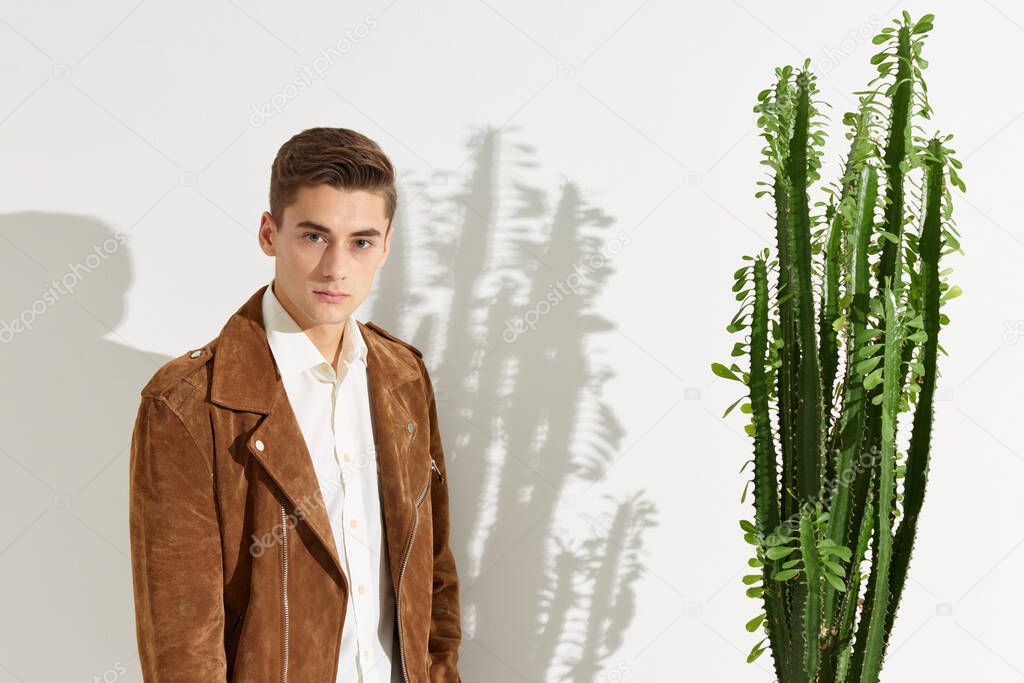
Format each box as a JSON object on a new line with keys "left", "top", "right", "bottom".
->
{"left": 305, "top": 298, "right": 352, "bottom": 322}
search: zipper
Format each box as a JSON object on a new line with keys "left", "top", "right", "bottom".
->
{"left": 397, "top": 473, "right": 431, "bottom": 683}
{"left": 430, "top": 457, "right": 444, "bottom": 484}
{"left": 279, "top": 492, "right": 290, "bottom": 683}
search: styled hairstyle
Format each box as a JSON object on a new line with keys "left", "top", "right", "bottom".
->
{"left": 269, "top": 127, "right": 397, "bottom": 231}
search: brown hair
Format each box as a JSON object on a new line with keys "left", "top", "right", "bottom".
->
{"left": 269, "top": 127, "right": 397, "bottom": 231}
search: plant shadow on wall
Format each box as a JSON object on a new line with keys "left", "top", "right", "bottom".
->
{"left": 711, "top": 12, "right": 965, "bottom": 683}
{"left": 0, "top": 212, "right": 162, "bottom": 680}
{"left": 368, "top": 126, "right": 657, "bottom": 682}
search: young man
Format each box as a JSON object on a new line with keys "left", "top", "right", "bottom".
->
{"left": 129, "top": 128, "right": 462, "bottom": 682}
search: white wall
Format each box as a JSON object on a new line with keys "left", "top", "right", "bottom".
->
{"left": 1, "top": 0, "right": 1020, "bottom": 680}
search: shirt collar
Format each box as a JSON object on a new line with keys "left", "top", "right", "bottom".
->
{"left": 261, "top": 281, "right": 368, "bottom": 378}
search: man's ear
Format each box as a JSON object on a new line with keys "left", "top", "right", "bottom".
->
{"left": 258, "top": 211, "right": 277, "bottom": 256}
{"left": 378, "top": 222, "right": 393, "bottom": 267}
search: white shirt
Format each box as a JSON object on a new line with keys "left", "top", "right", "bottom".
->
{"left": 262, "top": 282, "right": 401, "bottom": 683}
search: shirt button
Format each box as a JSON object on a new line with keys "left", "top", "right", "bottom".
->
{"left": 362, "top": 649, "right": 368, "bottom": 659}
{"left": 350, "top": 518, "right": 359, "bottom": 529}
{"left": 254, "top": 439, "right": 265, "bottom": 452}
{"left": 358, "top": 584, "right": 366, "bottom": 595}
{"left": 344, "top": 452, "right": 353, "bottom": 462}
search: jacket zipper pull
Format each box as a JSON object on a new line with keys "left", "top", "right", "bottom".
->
{"left": 430, "top": 457, "right": 445, "bottom": 484}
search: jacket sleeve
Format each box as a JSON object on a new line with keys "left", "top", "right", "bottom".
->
{"left": 129, "top": 395, "right": 228, "bottom": 682}
{"left": 421, "top": 363, "right": 463, "bottom": 682}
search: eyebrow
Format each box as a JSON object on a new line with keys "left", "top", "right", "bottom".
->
{"left": 294, "top": 220, "right": 383, "bottom": 237}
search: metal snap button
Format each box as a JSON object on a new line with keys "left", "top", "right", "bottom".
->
{"left": 189, "top": 350, "right": 202, "bottom": 358}
{"left": 406, "top": 422, "right": 414, "bottom": 433}
{"left": 254, "top": 439, "right": 265, "bottom": 452}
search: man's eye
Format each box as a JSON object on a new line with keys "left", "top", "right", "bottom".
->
{"left": 303, "top": 232, "right": 326, "bottom": 244}
{"left": 354, "top": 239, "right": 373, "bottom": 249}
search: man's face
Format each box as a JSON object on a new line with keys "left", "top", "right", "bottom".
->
{"left": 258, "top": 184, "right": 392, "bottom": 327}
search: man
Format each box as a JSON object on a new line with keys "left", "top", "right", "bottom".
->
{"left": 128, "top": 128, "right": 462, "bottom": 682}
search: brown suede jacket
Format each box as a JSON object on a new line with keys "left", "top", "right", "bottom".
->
{"left": 129, "top": 285, "right": 462, "bottom": 682}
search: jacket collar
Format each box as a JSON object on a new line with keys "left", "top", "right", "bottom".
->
{"left": 207, "top": 284, "right": 422, "bottom": 591}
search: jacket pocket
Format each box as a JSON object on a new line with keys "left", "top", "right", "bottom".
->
{"left": 396, "top": 471, "right": 432, "bottom": 683}
{"left": 430, "top": 457, "right": 444, "bottom": 484}
{"left": 278, "top": 491, "right": 291, "bottom": 683}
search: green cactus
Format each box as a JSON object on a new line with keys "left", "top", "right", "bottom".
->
{"left": 713, "top": 11, "right": 965, "bottom": 682}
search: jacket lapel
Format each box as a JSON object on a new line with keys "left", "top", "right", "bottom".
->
{"left": 209, "top": 284, "right": 421, "bottom": 588}
{"left": 362, "top": 320, "right": 423, "bottom": 594}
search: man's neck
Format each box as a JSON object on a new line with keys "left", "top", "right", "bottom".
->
{"left": 272, "top": 280, "right": 347, "bottom": 372}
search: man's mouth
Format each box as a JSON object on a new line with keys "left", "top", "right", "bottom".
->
{"left": 313, "top": 290, "right": 349, "bottom": 302}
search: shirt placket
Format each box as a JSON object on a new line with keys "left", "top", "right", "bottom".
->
{"left": 334, "top": 361, "right": 378, "bottom": 680}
